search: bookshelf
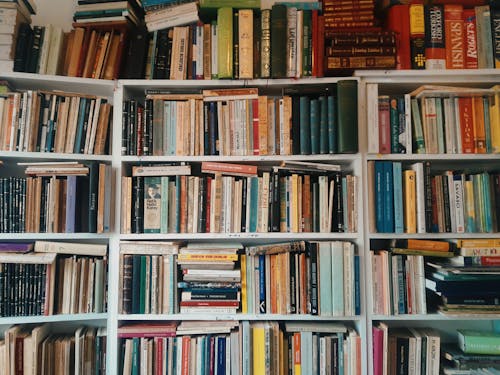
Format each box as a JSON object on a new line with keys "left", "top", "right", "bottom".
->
{"left": 356, "top": 69, "right": 500, "bottom": 375}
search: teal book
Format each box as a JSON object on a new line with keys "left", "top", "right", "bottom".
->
{"left": 301, "top": 331, "right": 313, "bottom": 373}
{"left": 319, "top": 95, "right": 328, "bottom": 154}
{"left": 302, "top": 9, "right": 312, "bottom": 77}
{"left": 482, "top": 172, "right": 493, "bottom": 233}
{"left": 144, "top": 176, "right": 162, "bottom": 233}
{"left": 331, "top": 241, "right": 344, "bottom": 316}
{"left": 327, "top": 95, "right": 337, "bottom": 153}
{"left": 458, "top": 330, "right": 500, "bottom": 355}
{"left": 318, "top": 241, "right": 332, "bottom": 316}
{"left": 270, "top": 4, "right": 287, "bottom": 78}
{"left": 392, "top": 162, "right": 404, "bottom": 233}
{"left": 337, "top": 332, "right": 345, "bottom": 374}
{"left": 73, "top": 97, "right": 88, "bottom": 154}
{"left": 160, "top": 176, "right": 169, "bottom": 233}
{"left": 139, "top": 255, "right": 147, "bottom": 314}
{"left": 131, "top": 337, "right": 140, "bottom": 375}
{"left": 310, "top": 98, "right": 319, "bottom": 154}
{"left": 299, "top": 96, "right": 311, "bottom": 154}
{"left": 249, "top": 176, "right": 259, "bottom": 232}
{"left": 337, "top": 80, "right": 358, "bottom": 153}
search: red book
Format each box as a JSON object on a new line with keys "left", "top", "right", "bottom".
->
{"left": 181, "top": 336, "right": 191, "bottom": 375}
{"left": 201, "top": 161, "right": 258, "bottom": 176}
{"left": 463, "top": 9, "right": 479, "bottom": 69}
{"left": 378, "top": 96, "right": 391, "bottom": 154}
{"left": 179, "top": 300, "right": 240, "bottom": 307}
{"left": 458, "top": 97, "right": 474, "bottom": 153}
{"left": 444, "top": 4, "right": 464, "bottom": 69}
{"left": 424, "top": 4, "right": 446, "bottom": 69}
{"left": 385, "top": 4, "right": 411, "bottom": 69}
{"left": 372, "top": 326, "right": 384, "bottom": 375}
{"left": 155, "top": 337, "right": 163, "bottom": 375}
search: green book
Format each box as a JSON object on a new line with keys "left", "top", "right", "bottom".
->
{"left": 139, "top": 255, "right": 147, "bottom": 314}
{"left": 337, "top": 80, "right": 358, "bottom": 153}
{"left": 217, "top": 7, "right": 233, "bottom": 78}
{"left": 458, "top": 330, "right": 500, "bottom": 355}
{"left": 270, "top": 4, "right": 287, "bottom": 78}
{"left": 327, "top": 95, "right": 337, "bottom": 153}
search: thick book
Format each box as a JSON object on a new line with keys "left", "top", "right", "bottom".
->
{"left": 457, "top": 330, "right": 500, "bottom": 355}
{"left": 336, "top": 80, "right": 358, "bottom": 153}
{"left": 270, "top": 4, "right": 287, "bottom": 78}
{"left": 424, "top": 4, "right": 446, "bottom": 69}
{"left": 385, "top": 4, "right": 410, "bottom": 69}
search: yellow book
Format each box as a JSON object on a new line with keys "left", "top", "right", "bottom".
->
{"left": 403, "top": 169, "right": 417, "bottom": 233}
{"left": 258, "top": 95, "right": 269, "bottom": 155}
{"left": 217, "top": 7, "right": 233, "bottom": 78}
{"left": 489, "top": 86, "right": 500, "bottom": 153}
{"left": 240, "top": 254, "right": 248, "bottom": 313}
{"left": 472, "top": 96, "right": 486, "bottom": 153}
{"left": 238, "top": 9, "right": 253, "bottom": 79}
{"left": 252, "top": 324, "right": 266, "bottom": 375}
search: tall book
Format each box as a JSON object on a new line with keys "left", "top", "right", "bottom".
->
{"left": 337, "top": 80, "right": 358, "bottom": 153}
{"left": 444, "top": 4, "right": 464, "bottom": 69}
{"left": 217, "top": 7, "right": 233, "bottom": 78}
{"left": 409, "top": 3, "right": 426, "bottom": 69}
{"left": 270, "top": 4, "right": 287, "bottom": 78}
{"left": 385, "top": 4, "right": 411, "bottom": 69}
{"left": 425, "top": 4, "right": 446, "bottom": 69}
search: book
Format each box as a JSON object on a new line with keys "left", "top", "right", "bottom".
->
{"left": 457, "top": 330, "right": 500, "bottom": 355}
{"left": 34, "top": 240, "right": 107, "bottom": 256}
{"left": 424, "top": 4, "right": 446, "bottom": 69}
{"left": 336, "top": 80, "right": 358, "bottom": 153}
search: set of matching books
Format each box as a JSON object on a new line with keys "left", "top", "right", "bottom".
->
{"left": 121, "top": 162, "right": 357, "bottom": 234}
{"left": 385, "top": 3, "right": 500, "bottom": 70}
{"left": 0, "top": 240, "right": 107, "bottom": 317}
{"left": 0, "top": 89, "right": 111, "bottom": 154}
{"left": 369, "top": 160, "right": 500, "bottom": 234}
{"left": 244, "top": 240, "right": 360, "bottom": 316}
{"left": 367, "top": 84, "right": 500, "bottom": 154}
{"left": 0, "top": 0, "right": 35, "bottom": 72}
{"left": 372, "top": 323, "right": 441, "bottom": 375}
{"left": 0, "top": 324, "right": 106, "bottom": 375}
{"left": 119, "top": 320, "right": 361, "bottom": 375}
{"left": 0, "top": 162, "right": 112, "bottom": 234}
{"left": 123, "top": 82, "right": 358, "bottom": 157}
{"left": 443, "top": 330, "right": 500, "bottom": 373}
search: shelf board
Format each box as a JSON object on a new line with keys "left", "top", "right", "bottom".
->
{"left": 0, "top": 313, "right": 108, "bottom": 325}
{"left": 0, "top": 233, "right": 112, "bottom": 240}
{"left": 371, "top": 313, "right": 500, "bottom": 321}
{"left": 0, "top": 151, "right": 112, "bottom": 162}
{"left": 120, "top": 232, "right": 360, "bottom": 241}
{"left": 355, "top": 69, "right": 500, "bottom": 84}
{"left": 369, "top": 232, "right": 500, "bottom": 240}
{"left": 0, "top": 72, "right": 115, "bottom": 98}
{"left": 121, "top": 154, "right": 359, "bottom": 164}
{"left": 366, "top": 153, "right": 500, "bottom": 162}
{"left": 119, "top": 314, "right": 362, "bottom": 322}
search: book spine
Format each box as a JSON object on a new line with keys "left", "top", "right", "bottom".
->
{"left": 491, "top": 7, "right": 500, "bottom": 68}
{"left": 424, "top": 4, "right": 446, "bottom": 69}
{"left": 260, "top": 9, "right": 271, "bottom": 78}
{"left": 444, "top": 4, "right": 465, "bottom": 69}
{"left": 409, "top": 3, "right": 426, "bottom": 69}
{"left": 217, "top": 7, "right": 233, "bottom": 79}
{"left": 463, "top": 9, "right": 479, "bottom": 69}
{"left": 270, "top": 4, "right": 287, "bottom": 79}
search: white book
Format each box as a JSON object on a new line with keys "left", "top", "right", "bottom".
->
{"left": 120, "top": 241, "right": 180, "bottom": 255}
{"left": 367, "top": 83, "right": 380, "bottom": 153}
{"left": 286, "top": 6, "right": 297, "bottom": 78}
{"left": 35, "top": 240, "right": 107, "bottom": 256}
{"left": 443, "top": 97, "right": 457, "bottom": 153}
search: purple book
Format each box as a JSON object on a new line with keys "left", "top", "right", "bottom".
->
{"left": 0, "top": 242, "right": 33, "bottom": 253}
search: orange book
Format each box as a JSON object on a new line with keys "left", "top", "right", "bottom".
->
{"left": 67, "top": 27, "right": 86, "bottom": 77}
{"left": 293, "top": 332, "right": 301, "bottom": 375}
{"left": 258, "top": 95, "right": 269, "bottom": 155}
{"left": 392, "top": 238, "right": 451, "bottom": 251}
{"left": 472, "top": 96, "right": 486, "bottom": 153}
{"left": 82, "top": 30, "right": 99, "bottom": 78}
{"left": 444, "top": 4, "right": 465, "bottom": 69}
{"left": 457, "top": 96, "right": 474, "bottom": 153}
{"left": 179, "top": 175, "right": 188, "bottom": 233}
{"left": 385, "top": 5, "right": 411, "bottom": 69}
{"left": 181, "top": 336, "right": 190, "bottom": 375}
{"left": 403, "top": 169, "right": 417, "bottom": 233}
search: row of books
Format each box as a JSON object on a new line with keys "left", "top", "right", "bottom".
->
{"left": 122, "top": 82, "right": 358, "bottom": 157}
{"left": 369, "top": 160, "right": 500, "bottom": 234}
{"left": 385, "top": 3, "right": 500, "bottom": 70}
{"left": 0, "top": 240, "right": 107, "bottom": 318}
{"left": 367, "top": 84, "right": 500, "bottom": 155}
{"left": 0, "top": 324, "right": 106, "bottom": 375}
{"left": 121, "top": 163, "right": 357, "bottom": 234}
{"left": 118, "top": 240, "right": 360, "bottom": 316}
{"left": 0, "top": 89, "right": 112, "bottom": 155}
{"left": 0, "top": 162, "right": 111, "bottom": 234}
{"left": 119, "top": 320, "right": 361, "bottom": 375}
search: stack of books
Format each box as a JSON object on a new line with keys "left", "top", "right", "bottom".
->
{"left": 0, "top": 0, "right": 35, "bottom": 72}
{"left": 322, "top": 0, "right": 396, "bottom": 72}
{"left": 73, "top": 0, "right": 142, "bottom": 26}
{"left": 142, "top": 0, "right": 199, "bottom": 32}
{"left": 425, "top": 239, "right": 500, "bottom": 316}
{"left": 178, "top": 243, "right": 242, "bottom": 314}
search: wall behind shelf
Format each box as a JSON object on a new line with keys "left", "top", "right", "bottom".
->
{"left": 32, "top": 0, "right": 75, "bottom": 32}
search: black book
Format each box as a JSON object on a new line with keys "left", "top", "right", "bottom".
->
{"left": 441, "top": 175, "right": 452, "bottom": 232}
{"left": 253, "top": 12, "right": 261, "bottom": 79}
{"left": 271, "top": 171, "right": 280, "bottom": 232}
{"left": 143, "top": 99, "right": 153, "bottom": 156}
{"left": 128, "top": 99, "right": 137, "bottom": 155}
{"left": 308, "top": 241, "right": 318, "bottom": 315}
{"left": 198, "top": 176, "right": 206, "bottom": 233}
{"left": 423, "top": 161, "right": 433, "bottom": 233}
{"left": 165, "top": 28, "right": 174, "bottom": 78}
{"left": 76, "top": 175, "right": 90, "bottom": 233}
{"left": 153, "top": 28, "right": 170, "bottom": 79}
{"left": 121, "top": 100, "right": 130, "bottom": 155}
{"left": 240, "top": 177, "right": 247, "bottom": 232}
{"left": 13, "top": 23, "right": 33, "bottom": 73}
{"left": 87, "top": 162, "right": 99, "bottom": 233}
{"left": 122, "top": 26, "right": 149, "bottom": 79}
{"left": 288, "top": 250, "right": 296, "bottom": 313}
{"left": 0, "top": 263, "right": 4, "bottom": 316}
{"left": 270, "top": 4, "right": 287, "bottom": 78}
{"left": 122, "top": 254, "right": 133, "bottom": 314}
{"left": 26, "top": 25, "right": 44, "bottom": 73}
{"left": 332, "top": 172, "right": 344, "bottom": 232}
{"left": 132, "top": 176, "right": 144, "bottom": 233}
{"left": 396, "top": 334, "right": 410, "bottom": 375}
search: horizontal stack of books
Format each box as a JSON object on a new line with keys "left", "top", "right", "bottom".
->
{"left": 1, "top": 0, "right": 35, "bottom": 72}
{"left": 426, "top": 239, "right": 500, "bottom": 316}
{"left": 143, "top": 0, "right": 199, "bottom": 32}
{"left": 73, "top": 0, "right": 142, "bottom": 26}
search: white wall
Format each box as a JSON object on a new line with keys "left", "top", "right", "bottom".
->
{"left": 31, "top": 0, "right": 75, "bottom": 31}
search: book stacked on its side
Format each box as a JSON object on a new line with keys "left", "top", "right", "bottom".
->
{"left": 73, "top": 0, "right": 143, "bottom": 26}
{"left": 442, "top": 339, "right": 500, "bottom": 373}
{"left": 178, "top": 243, "right": 242, "bottom": 314}
{"left": 425, "top": 239, "right": 500, "bottom": 316}
{"left": 1, "top": 0, "right": 34, "bottom": 72}
{"left": 143, "top": 0, "right": 199, "bottom": 32}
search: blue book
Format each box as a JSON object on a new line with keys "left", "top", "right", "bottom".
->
{"left": 319, "top": 95, "right": 328, "bottom": 154}
{"left": 299, "top": 96, "right": 311, "bottom": 154}
{"left": 354, "top": 255, "right": 361, "bottom": 315}
{"left": 65, "top": 175, "right": 77, "bottom": 233}
{"left": 374, "top": 161, "right": 385, "bottom": 233}
{"left": 217, "top": 336, "right": 226, "bottom": 375}
{"left": 331, "top": 241, "right": 344, "bottom": 316}
{"left": 318, "top": 242, "right": 332, "bottom": 316}
{"left": 392, "top": 162, "right": 404, "bottom": 233}
{"left": 383, "top": 161, "right": 395, "bottom": 232}
{"left": 310, "top": 98, "right": 320, "bottom": 154}
{"left": 337, "top": 332, "right": 344, "bottom": 375}
{"left": 258, "top": 255, "right": 266, "bottom": 313}
{"left": 327, "top": 95, "right": 337, "bottom": 153}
